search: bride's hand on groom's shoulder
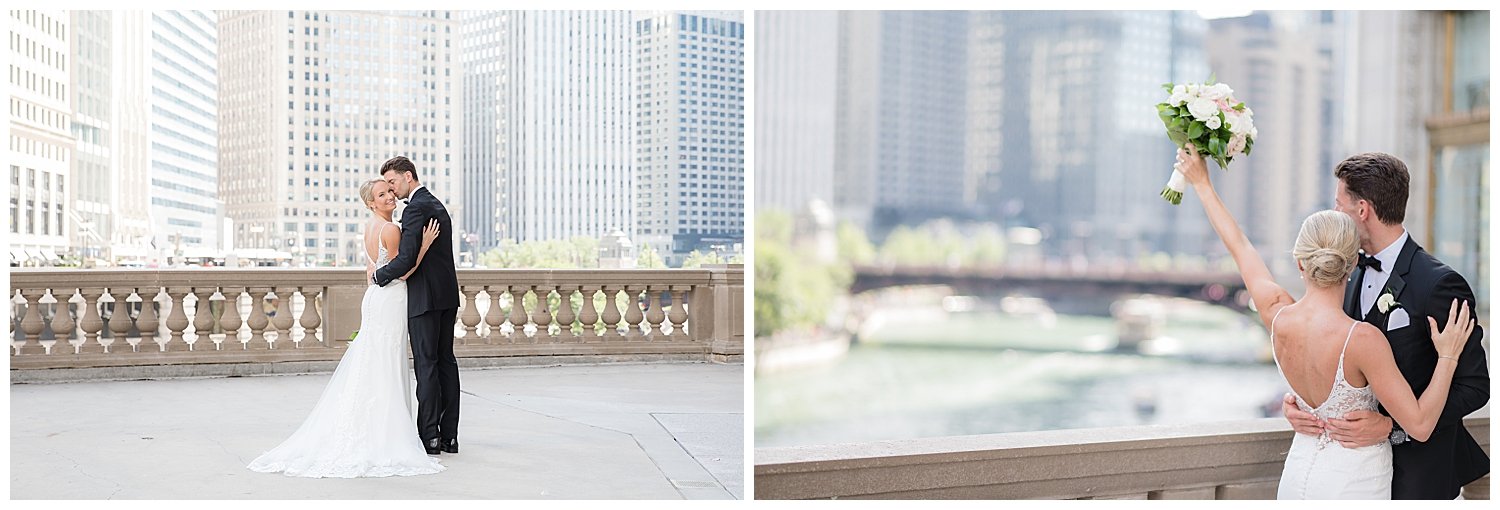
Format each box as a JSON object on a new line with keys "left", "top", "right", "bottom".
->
{"left": 421, "top": 219, "right": 440, "bottom": 248}
{"left": 1177, "top": 143, "right": 1210, "bottom": 187}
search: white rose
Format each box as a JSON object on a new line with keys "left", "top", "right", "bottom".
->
{"left": 1376, "top": 292, "right": 1398, "bottom": 314}
{"left": 1249, "top": 126, "right": 1259, "bottom": 139}
{"left": 1186, "top": 97, "right": 1219, "bottom": 122}
{"left": 1169, "top": 84, "right": 1190, "bottom": 105}
{"left": 1205, "top": 114, "right": 1222, "bottom": 130}
{"left": 1198, "top": 83, "right": 1231, "bottom": 101}
{"left": 1226, "top": 112, "right": 1252, "bottom": 135}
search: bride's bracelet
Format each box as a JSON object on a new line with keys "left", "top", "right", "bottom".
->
{"left": 1438, "top": 355, "right": 1459, "bottom": 363}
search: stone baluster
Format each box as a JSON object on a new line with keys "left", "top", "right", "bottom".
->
{"left": 530, "top": 286, "right": 554, "bottom": 343}
{"left": 577, "top": 287, "right": 600, "bottom": 342}
{"left": 459, "top": 286, "right": 481, "bottom": 345}
{"left": 644, "top": 287, "right": 667, "bottom": 342}
{"left": 668, "top": 287, "right": 691, "bottom": 341}
{"left": 482, "top": 286, "right": 504, "bottom": 345}
{"left": 191, "top": 288, "right": 217, "bottom": 351}
{"left": 623, "top": 286, "right": 645, "bottom": 341}
{"left": 219, "top": 287, "right": 245, "bottom": 350}
{"left": 106, "top": 289, "right": 135, "bottom": 353}
{"left": 298, "top": 287, "right": 323, "bottom": 347}
{"left": 555, "top": 287, "right": 578, "bottom": 342}
{"left": 163, "top": 288, "right": 192, "bottom": 352}
{"left": 506, "top": 287, "right": 528, "bottom": 344}
{"left": 48, "top": 289, "right": 76, "bottom": 355}
{"left": 244, "top": 287, "right": 271, "bottom": 350}
{"left": 77, "top": 288, "right": 106, "bottom": 354}
{"left": 16, "top": 289, "right": 46, "bottom": 355}
{"left": 135, "top": 289, "right": 161, "bottom": 353}
{"left": 600, "top": 286, "right": 623, "bottom": 341}
{"left": 271, "top": 288, "right": 296, "bottom": 348}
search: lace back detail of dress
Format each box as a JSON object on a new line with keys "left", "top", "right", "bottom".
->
{"left": 366, "top": 222, "right": 394, "bottom": 270}
{"left": 1269, "top": 306, "right": 1381, "bottom": 450}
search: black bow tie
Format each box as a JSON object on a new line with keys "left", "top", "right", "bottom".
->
{"left": 1358, "top": 253, "right": 1382, "bottom": 272}
{"left": 401, "top": 198, "right": 410, "bottom": 205}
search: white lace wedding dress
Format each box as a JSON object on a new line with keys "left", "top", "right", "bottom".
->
{"left": 1270, "top": 306, "right": 1391, "bottom": 499}
{"left": 247, "top": 231, "right": 444, "bottom": 478}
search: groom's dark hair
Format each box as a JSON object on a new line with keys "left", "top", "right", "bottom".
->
{"left": 380, "top": 155, "right": 419, "bottom": 182}
{"left": 1335, "top": 152, "right": 1408, "bottom": 225}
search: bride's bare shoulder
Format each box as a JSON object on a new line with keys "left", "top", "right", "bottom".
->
{"left": 1345, "top": 322, "right": 1393, "bottom": 359}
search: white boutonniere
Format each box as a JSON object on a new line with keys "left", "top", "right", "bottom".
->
{"left": 1376, "top": 288, "right": 1401, "bottom": 314}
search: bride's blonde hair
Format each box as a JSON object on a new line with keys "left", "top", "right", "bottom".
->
{"left": 1292, "top": 210, "right": 1359, "bottom": 288}
{"left": 358, "top": 179, "right": 385, "bottom": 211}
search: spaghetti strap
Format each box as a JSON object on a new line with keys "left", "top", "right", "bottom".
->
{"left": 1336, "top": 320, "right": 1359, "bottom": 372}
{"left": 1268, "top": 305, "right": 1291, "bottom": 378}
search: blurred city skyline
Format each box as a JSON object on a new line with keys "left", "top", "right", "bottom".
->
{"left": 8, "top": 9, "right": 745, "bottom": 269}
{"left": 756, "top": 10, "right": 1488, "bottom": 302}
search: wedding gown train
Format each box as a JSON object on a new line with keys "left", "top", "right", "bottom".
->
{"left": 247, "top": 237, "right": 443, "bottom": 478}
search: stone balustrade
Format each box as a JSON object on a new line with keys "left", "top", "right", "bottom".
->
{"left": 755, "top": 414, "right": 1490, "bottom": 500}
{"left": 9, "top": 265, "right": 744, "bottom": 371}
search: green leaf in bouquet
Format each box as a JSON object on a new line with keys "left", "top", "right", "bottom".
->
{"left": 1167, "top": 127, "right": 1189, "bottom": 147}
{"left": 1161, "top": 82, "right": 1175, "bottom": 93}
{"left": 1208, "top": 136, "right": 1224, "bottom": 160}
{"left": 1207, "top": 72, "right": 1217, "bottom": 85}
{"left": 1233, "top": 102, "right": 1246, "bottom": 111}
{"left": 1243, "top": 137, "right": 1255, "bottom": 156}
{"left": 1187, "top": 121, "right": 1204, "bottom": 140}
{"left": 1157, "top": 104, "right": 1178, "bottom": 124}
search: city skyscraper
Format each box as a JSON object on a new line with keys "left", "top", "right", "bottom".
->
{"left": 835, "top": 11, "right": 969, "bottom": 232}
{"left": 754, "top": 10, "right": 838, "bottom": 214}
{"left": 970, "top": 11, "right": 1211, "bottom": 261}
{"left": 139, "top": 10, "right": 219, "bottom": 256}
{"left": 460, "top": 11, "right": 634, "bottom": 252}
{"left": 69, "top": 11, "right": 111, "bottom": 262}
{"left": 8, "top": 9, "right": 73, "bottom": 265}
{"left": 218, "top": 10, "right": 461, "bottom": 267}
{"left": 634, "top": 10, "right": 746, "bottom": 264}
{"left": 1206, "top": 12, "right": 1338, "bottom": 283}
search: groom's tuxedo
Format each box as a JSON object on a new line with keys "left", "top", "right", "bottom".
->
{"left": 374, "top": 185, "right": 461, "bottom": 446}
{"left": 1344, "top": 237, "right": 1489, "bottom": 499}
{"left": 375, "top": 186, "right": 459, "bottom": 313}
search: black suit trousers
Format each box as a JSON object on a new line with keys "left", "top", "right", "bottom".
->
{"left": 409, "top": 307, "right": 460, "bottom": 442}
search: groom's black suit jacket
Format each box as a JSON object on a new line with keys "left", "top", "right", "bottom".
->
{"left": 374, "top": 186, "right": 460, "bottom": 316}
{"left": 1344, "top": 237, "right": 1489, "bottom": 499}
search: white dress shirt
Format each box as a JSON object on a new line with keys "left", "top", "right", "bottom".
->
{"left": 1359, "top": 230, "right": 1408, "bottom": 318}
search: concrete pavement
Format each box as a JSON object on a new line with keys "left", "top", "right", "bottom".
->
{"left": 10, "top": 362, "right": 744, "bottom": 499}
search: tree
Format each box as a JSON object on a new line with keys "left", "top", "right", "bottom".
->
{"left": 637, "top": 244, "right": 667, "bottom": 269}
{"left": 753, "top": 210, "right": 850, "bottom": 337}
{"left": 681, "top": 249, "right": 728, "bottom": 268}
{"left": 837, "top": 221, "right": 877, "bottom": 265}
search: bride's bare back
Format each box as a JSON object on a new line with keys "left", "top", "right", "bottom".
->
{"left": 1270, "top": 303, "right": 1373, "bottom": 408}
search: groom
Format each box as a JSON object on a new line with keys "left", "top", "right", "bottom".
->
{"left": 1283, "top": 152, "right": 1489, "bottom": 499}
{"left": 373, "top": 155, "right": 461, "bottom": 455}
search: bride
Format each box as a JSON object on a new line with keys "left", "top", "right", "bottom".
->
{"left": 1174, "top": 145, "right": 1474, "bottom": 499}
{"left": 247, "top": 179, "right": 445, "bottom": 478}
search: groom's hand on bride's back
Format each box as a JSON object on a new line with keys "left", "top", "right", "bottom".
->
{"left": 1283, "top": 394, "right": 1324, "bottom": 436}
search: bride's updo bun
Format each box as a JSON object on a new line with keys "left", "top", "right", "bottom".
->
{"left": 1292, "top": 210, "right": 1359, "bottom": 288}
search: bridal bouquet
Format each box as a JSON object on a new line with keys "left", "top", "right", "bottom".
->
{"left": 1155, "top": 79, "right": 1257, "bottom": 204}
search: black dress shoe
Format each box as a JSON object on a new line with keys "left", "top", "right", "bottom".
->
{"left": 442, "top": 438, "right": 458, "bottom": 454}
{"left": 425, "top": 438, "right": 442, "bottom": 455}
